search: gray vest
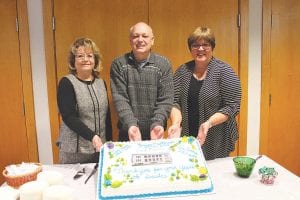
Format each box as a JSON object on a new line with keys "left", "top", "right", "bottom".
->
{"left": 57, "top": 74, "right": 108, "bottom": 154}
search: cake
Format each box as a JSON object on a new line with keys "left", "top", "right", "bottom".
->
{"left": 97, "top": 136, "right": 214, "bottom": 199}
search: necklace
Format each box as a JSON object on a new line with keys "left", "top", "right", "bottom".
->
{"left": 193, "top": 70, "right": 206, "bottom": 80}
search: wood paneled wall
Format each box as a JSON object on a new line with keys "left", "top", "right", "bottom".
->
{"left": 43, "top": 0, "right": 248, "bottom": 163}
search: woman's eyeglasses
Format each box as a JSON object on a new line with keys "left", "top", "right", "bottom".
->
{"left": 191, "top": 43, "right": 211, "bottom": 50}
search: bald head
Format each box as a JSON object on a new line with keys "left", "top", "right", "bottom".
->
{"left": 129, "top": 22, "right": 154, "bottom": 61}
{"left": 129, "top": 22, "right": 154, "bottom": 38}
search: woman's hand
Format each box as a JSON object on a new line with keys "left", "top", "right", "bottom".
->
{"left": 168, "top": 107, "right": 182, "bottom": 139}
{"left": 197, "top": 121, "right": 211, "bottom": 145}
{"left": 92, "top": 135, "right": 103, "bottom": 152}
{"left": 167, "top": 124, "right": 182, "bottom": 139}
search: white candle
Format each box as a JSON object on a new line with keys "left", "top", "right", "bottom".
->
{"left": 37, "top": 170, "right": 64, "bottom": 186}
{"left": 19, "top": 181, "right": 48, "bottom": 200}
{"left": 43, "top": 185, "right": 74, "bottom": 200}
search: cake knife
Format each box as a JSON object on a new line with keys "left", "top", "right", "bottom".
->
{"left": 73, "top": 167, "right": 85, "bottom": 180}
{"left": 84, "top": 163, "right": 98, "bottom": 184}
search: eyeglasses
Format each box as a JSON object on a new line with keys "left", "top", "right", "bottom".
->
{"left": 191, "top": 43, "right": 211, "bottom": 50}
{"left": 75, "top": 53, "right": 94, "bottom": 60}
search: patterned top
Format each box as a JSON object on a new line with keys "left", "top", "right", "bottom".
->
{"left": 110, "top": 52, "right": 174, "bottom": 140}
{"left": 57, "top": 74, "right": 112, "bottom": 154}
{"left": 174, "top": 57, "right": 241, "bottom": 160}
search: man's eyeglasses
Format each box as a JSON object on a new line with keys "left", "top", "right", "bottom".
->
{"left": 191, "top": 43, "right": 211, "bottom": 50}
{"left": 75, "top": 54, "right": 94, "bottom": 60}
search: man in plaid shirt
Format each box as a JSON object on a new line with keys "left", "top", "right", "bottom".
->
{"left": 110, "top": 22, "right": 174, "bottom": 141}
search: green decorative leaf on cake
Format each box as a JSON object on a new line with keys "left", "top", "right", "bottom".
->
{"left": 170, "top": 137, "right": 188, "bottom": 151}
{"left": 111, "top": 180, "right": 123, "bottom": 188}
{"left": 104, "top": 173, "right": 112, "bottom": 180}
{"left": 190, "top": 174, "right": 201, "bottom": 182}
{"left": 114, "top": 157, "right": 126, "bottom": 166}
{"left": 169, "top": 142, "right": 179, "bottom": 151}
{"left": 191, "top": 144, "right": 196, "bottom": 150}
{"left": 169, "top": 169, "right": 186, "bottom": 181}
{"left": 124, "top": 174, "right": 134, "bottom": 183}
{"left": 189, "top": 158, "right": 199, "bottom": 163}
{"left": 170, "top": 136, "right": 198, "bottom": 152}
{"left": 115, "top": 143, "right": 124, "bottom": 148}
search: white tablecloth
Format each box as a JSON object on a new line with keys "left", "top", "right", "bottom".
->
{"left": 2, "top": 155, "right": 300, "bottom": 200}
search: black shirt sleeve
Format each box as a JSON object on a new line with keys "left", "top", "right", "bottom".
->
{"left": 57, "top": 77, "right": 96, "bottom": 141}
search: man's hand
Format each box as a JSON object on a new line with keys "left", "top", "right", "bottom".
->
{"left": 128, "top": 126, "right": 142, "bottom": 141}
{"left": 150, "top": 125, "right": 164, "bottom": 140}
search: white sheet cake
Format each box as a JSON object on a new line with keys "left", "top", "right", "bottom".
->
{"left": 97, "top": 136, "right": 214, "bottom": 199}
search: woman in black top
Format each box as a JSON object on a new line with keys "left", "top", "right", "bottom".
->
{"left": 168, "top": 27, "right": 241, "bottom": 160}
{"left": 57, "top": 38, "right": 112, "bottom": 164}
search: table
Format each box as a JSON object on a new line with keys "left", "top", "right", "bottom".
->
{"left": 2, "top": 155, "right": 300, "bottom": 200}
{"left": 200, "top": 155, "right": 300, "bottom": 200}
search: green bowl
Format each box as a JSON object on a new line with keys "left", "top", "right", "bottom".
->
{"left": 233, "top": 157, "right": 256, "bottom": 178}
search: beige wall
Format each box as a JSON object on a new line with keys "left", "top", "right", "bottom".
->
{"left": 247, "top": 0, "right": 262, "bottom": 155}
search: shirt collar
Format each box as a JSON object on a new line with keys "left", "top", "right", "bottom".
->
{"left": 129, "top": 51, "right": 154, "bottom": 67}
